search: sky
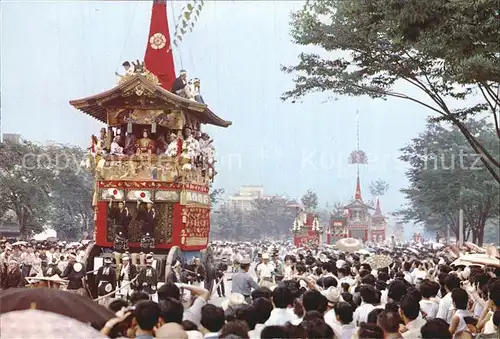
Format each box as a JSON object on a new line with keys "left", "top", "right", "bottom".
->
{"left": 2, "top": 0, "right": 436, "bottom": 237}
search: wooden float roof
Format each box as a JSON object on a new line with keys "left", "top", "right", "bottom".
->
{"left": 69, "top": 74, "right": 231, "bottom": 128}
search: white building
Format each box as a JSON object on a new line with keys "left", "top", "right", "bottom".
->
{"left": 226, "top": 186, "right": 264, "bottom": 211}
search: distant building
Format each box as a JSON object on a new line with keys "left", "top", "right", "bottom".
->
{"left": 226, "top": 186, "right": 264, "bottom": 211}
{"left": 2, "top": 133, "right": 21, "bottom": 144}
{"left": 0, "top": 210, "right": 20, "bottom": 238}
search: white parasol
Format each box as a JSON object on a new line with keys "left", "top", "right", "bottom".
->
{"left": 362, "top": 254, "right": 393, "bottom": 270}
{"left": 12, "top": 241, "right": 28, "bottom": 246}
{"left": 335, "top": 238, "right": 363, "bottom": 253}
{"left": 453, "top": 254, "right": 500, "bottom": 267}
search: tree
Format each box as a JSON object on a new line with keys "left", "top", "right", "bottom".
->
{"left": 282, "top": 0, "right": 500, "bottom": 183}
{"left": 0, "top": 140, "right": 54, "bottom": 238}
{"left": 45, "top": 144, "right": 93, "bottom": 240}
{"left": 398, "top": 120, "right": 499, "bottom": 245}
{"left": 370, "top": 179, "right": 389, "bottom": 198}
{"left": 301, "top": 189, "right": 319, "bottom": 211}
{"left": 209, "top": 188, "right": 225, "bottom": 206}
{"left": 210, "top": 204, "right": 249, "bottom": 240}
{"left": 248, "top": 198, "right": 295, "bottom": 240}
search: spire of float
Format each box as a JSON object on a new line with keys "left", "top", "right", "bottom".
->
{"left": 374, "top": 198, "right": 382, "bottom": 215}
{"left": 355, "top": 175, "right": 362, "bottom": 201}
{"left": 144, "top": 0, "right": 176, "bottom": 90}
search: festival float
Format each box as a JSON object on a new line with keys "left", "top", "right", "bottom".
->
{"left": 291, "top": 211, "right": 322, "bottom": 248}
{"left": 69, "top": 1, "right": 230, "bottom": 297}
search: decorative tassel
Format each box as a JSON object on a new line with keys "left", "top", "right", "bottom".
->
{"left": 127, "top": 122, "right": 132, "bottom": 134}
{"left": 151, "top": 122, "right": 157, "bottom": 134}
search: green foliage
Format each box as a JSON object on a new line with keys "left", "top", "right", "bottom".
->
{"left": 301, "top": 189, "right": 319, "bottom": 211}
{"left": 209, "top": 188, "right": 225, "bottom": 206}
{"left": 397, "top": 120, "right": 500, "bottom": 245}
{"left": 369, "top": 179, "right": 389, "bottom": 198}
{"left": 173, "top": 0, "right": 205, "bottom": 47}
{"left": 0, "top": 140, "right": 53, "bottom": 238}
{"left": 44, "top": 144, "right": 93, "bottom": 240}
{"left": 0, "top": 140, "right": 93, "bottom": 240}
{"left": 283, "top": 0, "right": 500, "bottom": 182}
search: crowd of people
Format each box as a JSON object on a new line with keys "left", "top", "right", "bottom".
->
{"left": 1, "top": 239, "right": 500, "bottom": 339}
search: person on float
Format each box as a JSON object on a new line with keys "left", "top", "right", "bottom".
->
{"left": 117, "top": 254, "right": 138, "bottom": 299}
{"left": 137, "top": 197, "right": 156, "bottom": 248}
{"left": 61, "top": 252, "right": 86, "bottom": 296}
{"left": 123, "top": 131, "right": 137, "bottom": 155}
{"left": 108, "top": 198, "right": 132, "bottom": 250}
{"left": 137, "top": 253, "right": 158, "bottom": 300}
{"left": 96, "top": 257, "right": 117, "bottom": 306}
{"left": 191, "top": 78, "right": 205, "bottom": 103}
{"left": 115, "top": 61, "right": 134, "bottom": 79}
{"left": 135, "top": 129, "right": 156, "bottom": 155}
{"left": 171, "top": 69, "right": 189, "bottom": 96}
{"left": 110, "top": 136, "right": 124, "bottom": 155}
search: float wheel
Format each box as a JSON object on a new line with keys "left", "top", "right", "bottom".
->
{"left": 201, "top": 246, "right": 216, "bottom": 294}
{"left": 83, "top": 241, "right": 103, "bottom": 299}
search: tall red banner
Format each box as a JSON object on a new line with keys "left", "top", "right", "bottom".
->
{"left": 144, "top": 1, "right": 176, "bottom": 90}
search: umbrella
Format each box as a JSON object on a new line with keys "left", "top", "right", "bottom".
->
{"left": 335, "top": 238, "right": 363, "bottom": 253}
{"left": 464, "top": 242, "right": 486, "bottom": 253}
{"left": 362, "top": 254, "right": 393, "bottom": 270}
{"left": 0, "top": 288, "right": 114, "bottom": 329}
{"left": 12, "top": 241, "right": 28, "bottom": 246}
{"left": 0, "top": 309, "right": 107, "bottom": 339}
{"left": 453, "top": 254, "right": 500, "bottom": 267}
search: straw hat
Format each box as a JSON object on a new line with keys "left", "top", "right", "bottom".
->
{"left": 221, "top": 293, "right": 247, "bottom": 311}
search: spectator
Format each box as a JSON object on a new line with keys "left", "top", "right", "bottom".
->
{"left": 265, "top": 286, "right": 298, "bottom": 326}
{"left": 421, "top": 318, "right": 452, "bottom": 339}
{"left": 419, "top": 280, "right": 439, "bottom": 320}
{"left": 437, "top": 274, "right": 461, "bottom": 323}
{"left": 134, "top": 300, "right": 160, "bottom": 339}
{"left": 353, "top": 285, "right": 379, "bottom": 325}
{"left": 200, "top": 304, "right": 225, "bottom": 339}
{"left": 358, "top": 322, "right": 384, "bottom": 339}
{"left": 400, "top": 294, "right": 425, "bottom": 339}
{"left": 248, "top": 298, "right": 273, "bottom": 339}
{"left": 158, "top": 297, "right": 184, "bottom": 325}
{"left": 377, "top": 310, "right": 403, "bottom": 339}
{"left": 219, "top": 320, "right": 249, "bottom": 339}
{"left": 331, "top": 302, "right": 357, "bottom": 339}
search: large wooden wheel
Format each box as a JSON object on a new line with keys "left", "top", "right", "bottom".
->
{"left": 201, "top": 246, "right": 216, "bottom": 294}
{"left": 83, "top": 241, "right": 103, "bottom": 299}
{"left": 164, "top": 246, "right": 183, "bottom": 283}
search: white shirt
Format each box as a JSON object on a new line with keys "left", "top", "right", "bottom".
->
{"left": 248, "top": 323, "right": 266, "bottom": 339}
{"left": 436, "top": 292, "right": 454, "bottom": 323}
{"left": 331, "top": 323, "right": 357, "bottom": 339}
{"left": 324, "top": 309, "right": 339, "bottom": 329}
{"left": 403, "top": 271, "right": 413, "bottom": 285}
{"left": 353, "top": 302, "right": 375, "bottom": 326}
{"left": 420, "top": 299, "right": 439, "bottom": 319}
{"left": 256, "top": 262, "right": 275, "bottom": 279}
{"left": 265, "top": 308, "right": 298, "bottom": 326}
{"left": 402, "top": 317, "right": 426, "bottom": 339}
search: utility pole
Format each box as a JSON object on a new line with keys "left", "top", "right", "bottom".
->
{"left": 459, "top": 209, "right": 464, "bottom": 246}
{"left": 446, "top": 224, "right": 450, "bottom": 244}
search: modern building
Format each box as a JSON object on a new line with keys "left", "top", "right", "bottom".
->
{"left": 2, "top": 133, "right": 21, "bottom": 144}
{"left": 226, "top": 186, "right": 264, "bottom": 211}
